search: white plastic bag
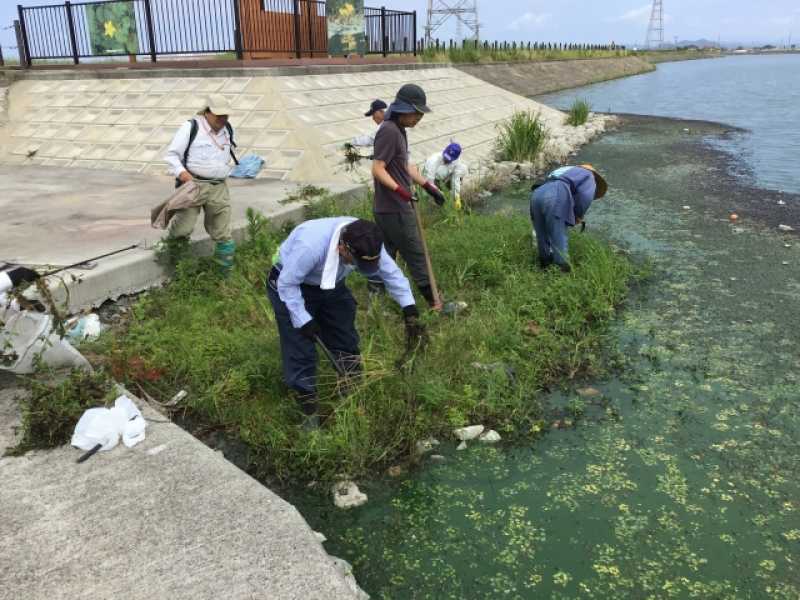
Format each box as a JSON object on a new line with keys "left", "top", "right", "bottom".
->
{"left": 71, "top": 395, "right": 147, "bottom": 453}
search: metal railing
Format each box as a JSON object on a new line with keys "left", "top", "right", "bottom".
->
{"left": 16, "top": 0, "right": 416, "bottom": 66}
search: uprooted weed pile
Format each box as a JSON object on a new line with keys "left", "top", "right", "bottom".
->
{"left": 85, "top": 196, "right": 633, "bottom": 481}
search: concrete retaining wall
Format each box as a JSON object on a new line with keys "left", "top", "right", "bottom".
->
{"left": 0, "top": 62, "right": 610, "bottom": 184}
{"left": 456, "top": 56, "right": 655, "bottom": 98}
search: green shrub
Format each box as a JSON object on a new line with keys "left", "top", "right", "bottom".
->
{"left": 566, "top": 98, "right": 592, "bottom": 126}
{"left": 494, "top": 110, "right": 548, "bottom": 163}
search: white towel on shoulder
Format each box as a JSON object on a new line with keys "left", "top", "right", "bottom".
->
{"left": 320, "top": 217, "right": 357, "bottom": 290}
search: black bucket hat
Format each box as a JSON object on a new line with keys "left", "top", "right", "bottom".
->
{"left": 385, "top": 83, "right": 431, "bottom": 119}
{"left": 341, "top": 219, "right": 384, "bottom": 273}
{"left": 364, "top": 99, "right": 388, "bottom": 116}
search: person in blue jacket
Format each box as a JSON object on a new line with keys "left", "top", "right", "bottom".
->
{"left": 529, "top": 164, "right": 608, "bottom": 272}
{"left": 267, "top": 217, "right": 423, "bottom": 430}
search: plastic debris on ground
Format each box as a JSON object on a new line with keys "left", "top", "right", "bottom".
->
{"left": 66, "top": 313, "right": 104, "bottom": 343}
{"left": 71, "top": 395, "right": 147, "bottom": 454}
{"left": 229, "top": 154, "right": 265, "bottom": 178}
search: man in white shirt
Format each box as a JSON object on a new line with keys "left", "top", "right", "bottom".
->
{"left": 422, "top": 142, "right": 469, "bottom": 210}
{"left": 164, "top": 95, "right": 237, "bottom": 274}
{"left": 350, "top": 99, "right": 387, "bottom": 148}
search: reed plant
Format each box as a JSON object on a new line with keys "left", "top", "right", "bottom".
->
{"left": 494, "top": 111, "right": 548, "bottom": 163}
{"left": 566, "top": 98, "right": 592, "bottom": 126}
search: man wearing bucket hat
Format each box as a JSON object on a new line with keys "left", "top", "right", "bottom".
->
{"left": 423, "top": 142, "right": 469, "bottom": 210}
{"left": 164, "top": 94, "right": 239, "bottom": 275}
{"left": 350, "top": 99, "right": 388, "bottom": 148}
{"left": 266, "top": 217, "right": 422, "bottom": 430}
{"left": 371, "top": 83, "right": 446, "bottom": 309}
{"left": 529, "top": 164, "right": 608, "bottom": 272}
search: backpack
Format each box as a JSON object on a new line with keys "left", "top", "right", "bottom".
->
{"left": 183, "top": 117, "right": 239, "bottom": 169}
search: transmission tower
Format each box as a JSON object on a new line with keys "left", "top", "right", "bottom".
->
{"left": 645, "top": 0, "right": 664, "bottom": 49}
{"left": 425, "top": 0, "right": 480, "bottom": 44}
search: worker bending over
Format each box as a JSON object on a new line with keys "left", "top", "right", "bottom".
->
{"left": 266, "top": 218, "right": 423, "bottom": 430}
{"left": 423, "top": 142, "right": 469, "bottom": 209}
{"left": 529, "top": 164, "right": 607, "bottom": 272}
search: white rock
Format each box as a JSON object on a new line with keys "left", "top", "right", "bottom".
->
{"left": 479, "top": 430, "right": 502, "bottom": 443}
{"left": 457, "top": 441, "right": 468, "bottom": 451}
{"left": 778, "top": 224, "right": 795, "bottom": 231}
{"left": 415, "top": 436, "right": 440, "bottom": 454}
{"left": 313, "top": 530, "right": 327, "bottom": 543}
{"left": 453, "top": 424, "right": 484, "bottom": 441}
{"left": 782, "top": 261, "right": 789, "bottom": 266}
{"left": 778, "top": 200, "right": 787, "bottom": 205}
{"left": 682, "top": 205, "right": 691, "bottom": 210}
{"left": 332, "top": 481, "right": 368, "bottom": 509}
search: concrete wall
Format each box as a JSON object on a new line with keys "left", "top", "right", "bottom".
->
{"left": 456, "top": 56, "right": 655, "bottom": 98}
{"left": 0, "top": 62, "right": 610, "bottom": 185}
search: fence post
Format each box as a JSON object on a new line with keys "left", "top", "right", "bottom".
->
{"left": 16, "top": 7, "right": 31, "bottom": 68}
{"left": 64, "top": 2, "right": 80, "bottom": 64}
{"left": 412, "top": 11, "right": 417, "bottom": 56}
{"left": 143, "top": 0, "right": 157, "bottom": 62}
{"left": 0, "top": 45, "right": 4, "bottom": 67}
{"left": 232, "top": 0, "right": 244, "bottom": 59}
{"left": 292, "top": 0, "right": 301, "bottom": 58}
{"left": 307, "top": 0, "right": 314, "bottom": 57}
{"left": 380, "top": 7, "right": 387, "bottom": 57}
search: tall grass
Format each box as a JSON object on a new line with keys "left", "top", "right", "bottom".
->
{"left": 56, "top": 195, "right": 634, "bottom": 482}
{"left": 419, "top": 46, "right": 630, "bottom": 64}
{"left": 494, "top": 111, "right": 548, "bottom": 163}
{"left": 566, "top": 98, "right": 591, "bottom": 126}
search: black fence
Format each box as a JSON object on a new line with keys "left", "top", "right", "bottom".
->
{"left": 16, "top": 0, "right": 416, "bottom": 66}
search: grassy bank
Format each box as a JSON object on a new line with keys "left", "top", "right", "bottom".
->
{"left": 50, "top": 194, "right": 633, "bottom": 481}
{"left": 420, "top": 47, "right": 629, "bottom": 64}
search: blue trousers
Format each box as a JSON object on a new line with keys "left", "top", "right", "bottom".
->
{"left": 530, "top": 184, "right": 570, "bottom": 268}
{"left": 267, "top": 268, "right": 360, "bottom": 397}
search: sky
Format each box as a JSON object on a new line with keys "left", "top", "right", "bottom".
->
{"left": 2, "top": 0, "right": 799, "bottom": 59}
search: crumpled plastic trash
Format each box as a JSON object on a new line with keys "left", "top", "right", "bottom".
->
{"left": 66, "top": 313, "right": 104, "bottom": 342}
{"left": 230, "top": 154, "right": 265, "bottom": 178}
{"left": 71, "top": 395, "right": 147, "bottom": 453}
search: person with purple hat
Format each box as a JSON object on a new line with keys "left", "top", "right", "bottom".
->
{"left": 423, "top": 142, "right": 469, "bottom": 210}
{"left": 351, "top": 99, "right": 388, "bottom": 148}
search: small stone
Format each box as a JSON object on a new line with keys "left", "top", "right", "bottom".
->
{"left": 387, "top": 465, "right": 405, "bottom": 477}
{"left": 778, "top": 200, "right": 787, "bottom": 205}
{"left": 785, "top": 244, "right": 792, "bottom": 248}
{"left": 453, "top": 425, "right": 484, "bottom": 441}
{"left": 551, "top": 420, "right": 562, "bottom": 429}
{"left": 729, "top": 277, "right": 737, "bottom": 281}
{"left": 782, "top": 261, "right": 789, "bottom": 266}
{"left": 456, "top": 441, "right": 467, "bottom": 451}
{"left": 682, "top": 205, "right": 691, "bottom": 210}
{"left": 430, "top": 454, "right": 446, "bottom": 462}
{"left": 778, "top": 224, "right": 795, "bottom": 232}
{"left": 332, "top": 480, "right": 368, "bottom": 509}
{"left": 415, "top": 436, "right": 440, "bottom": 454}
{"left": 479, "top": 430, "right": 502, "bottom": 443}
{"left": 577, "top": 387, "right": 601, "bottom": 398}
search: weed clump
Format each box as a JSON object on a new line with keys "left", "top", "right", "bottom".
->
{"left": 5, "top": 369, "right": 115, "bottom": 456}
{"left": 566, "top": 98, "right": 592, "bottom": 126}
{"left": 494, "top": 111, "right": 548, "bottom": 163}
{"left": 84, "top": 197, "right": 633, "bottom": 481}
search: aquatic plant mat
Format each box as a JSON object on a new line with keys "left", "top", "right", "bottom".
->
{"left": 286, "top": 116, "right": 800, "bottom": 598}
{"left": 81, "top": 195, "right": 632, "bottom": 482}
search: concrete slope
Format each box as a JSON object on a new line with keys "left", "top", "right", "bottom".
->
{"left": 456, "top": 56, "right": 655, "bottom": 98}
{"left": 0, "top": 382, "right": 364, "bottom": 600}
{"left": 0, "top": 64, "right": 604, "bottom": 184}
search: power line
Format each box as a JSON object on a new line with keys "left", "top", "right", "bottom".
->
{"left": 425, "top": 0, "right": 480, "bottom": 44}
{"left": 645, "top": 0, "right": 664, "bottom": 49}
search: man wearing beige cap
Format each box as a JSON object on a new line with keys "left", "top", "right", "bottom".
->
{"left": 164, "top": 94, "right": 238, "bottom": 274}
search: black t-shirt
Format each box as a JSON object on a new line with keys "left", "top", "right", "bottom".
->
{"left": 373, "top": 119, "right": 412, "bottom": 214}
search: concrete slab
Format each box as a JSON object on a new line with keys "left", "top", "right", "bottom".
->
{"left": 0, "top": 380, "right": 364, "bottom": 600}
{"left": 0, "top": 165, "right": 365, "bottom": 312}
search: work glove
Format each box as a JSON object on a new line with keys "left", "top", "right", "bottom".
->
{"left": 423, "top": 181, "right": 446, "bottom": 206}
{"left": 394, "top": 185, "right": 414, "bottom": 202}
{"left": 8, "top": 266, "right": 40, "bottom": 286}
{"left": 402, "top": 305, "right": 427, "bottom": 347}
{"left": 298, "top": 319, "right": 321, "bottom": 341}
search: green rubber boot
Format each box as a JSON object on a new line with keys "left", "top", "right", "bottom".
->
{"left": 214, "top": 240, "right": 236, "bottom": 277}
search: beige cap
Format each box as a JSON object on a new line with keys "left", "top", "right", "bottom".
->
{"left": 200, "top": 94, "right": 233, "bottom": 116}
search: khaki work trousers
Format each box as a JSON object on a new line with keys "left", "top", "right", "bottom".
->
{"left": 169, "top": 180, "right": 232, "bottom": 242}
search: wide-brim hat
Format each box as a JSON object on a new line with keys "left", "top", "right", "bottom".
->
{"left": 385, "top": 83, "right": 431, "bottom": 120}
{"left": 200, "top": 94, "right": 233, "bottom": 116}
{"left": 579, "top": 163, "right": 608, "bottom": 199}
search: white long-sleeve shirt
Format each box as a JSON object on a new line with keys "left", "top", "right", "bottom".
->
{"left": 423, "top": 152, "right": 469, "bottom": 196}
{"left": 164, "top": 116, "right": 233, "bottom": 180}
{"left": 351, "top": 122, "right": 381, "bottom": 147}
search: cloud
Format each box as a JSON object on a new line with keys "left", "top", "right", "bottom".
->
{"left": 508, "top": 12, "right": 551, "bottom": 31}
{"left": 606, "top": 4, "right": 653, "bottom": 24}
